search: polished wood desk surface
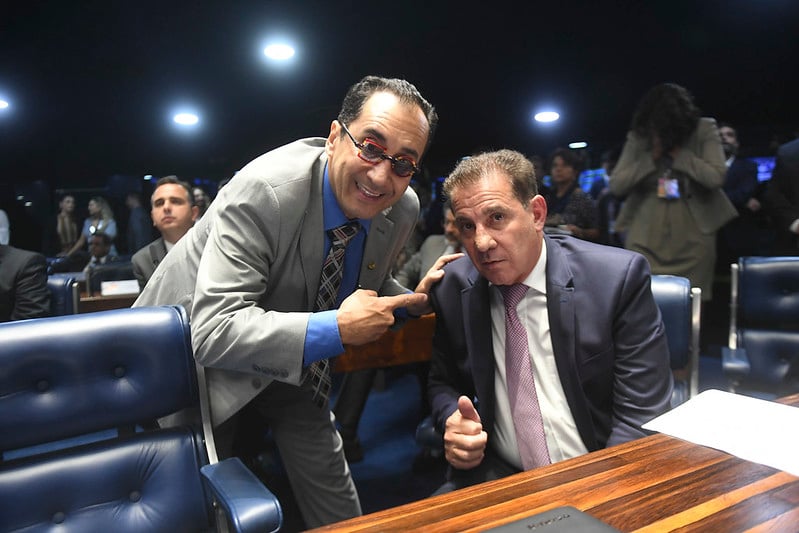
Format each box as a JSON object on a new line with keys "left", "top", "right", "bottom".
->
{"left": 311, "top": 393, "right": 799, "bottom": 532}
{"left": 333, "top": 313, "right": 435, "bottom": 373}
{"left": 78, "top": 291, "right": 138, "bottom": 313}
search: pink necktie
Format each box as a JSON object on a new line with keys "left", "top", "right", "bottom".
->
{"left": 499, "top": 284, "right": 551, "bottom": 470}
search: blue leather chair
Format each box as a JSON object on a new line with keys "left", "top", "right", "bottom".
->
{"left": 415, "top": 274, "right": 701, "bottom": 455}
{"left": 47, "top": 273, "right": 79, "bottom": 315}
{"left": 0, "top": 306, "right": 282, "bottom": 532}
{"left": 722, "top": 256, "right": 799, "bottom": 398}
{"left": 650, "top": 275, "right": 701, "bottom": 407}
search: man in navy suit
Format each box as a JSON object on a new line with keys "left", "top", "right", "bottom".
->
{"left": 718, "top": 123, "right": 772, "bottom": 265}
{"left": 766, "top": 137, "right": 799, "bottom": 254}
{"left": 428, "top": 150, "right": 672, "bottom": 490}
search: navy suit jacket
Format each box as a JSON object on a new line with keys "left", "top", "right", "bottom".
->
{"left": 766, "top": 138, "right": 799, "bottom": 253}
{"left": 723, "top": 157, "right": 759, "bottom": 210}
{"left": 428, "top": 234, "right": 673, "bottom": 453}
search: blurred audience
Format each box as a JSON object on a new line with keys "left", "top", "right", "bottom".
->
{"left": 610, "top": 83, "right": 736, "bottom": 300}
{"left": 595, "top": 145, "right": 624, "bottom": 247}
{"left": 0, "top": 244, "right": 50, "bottom": 322}
{"left": 125, "top": 192, "right": 154, "bottom": 254}
{"left": 132, "top": 176, "right": 199, "bottom": 290}
{"left": 544, "top": 147, "right": 599, "bottom": 241}
{"left": 765, "top": 136, "right": 799, "bottom": 254}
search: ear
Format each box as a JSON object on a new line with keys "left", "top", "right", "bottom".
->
{"left": 325, "top": 120, "right": 340, "bottom": 158}
{"left": 530, "top": 195, "right": 547, "bottom": 230}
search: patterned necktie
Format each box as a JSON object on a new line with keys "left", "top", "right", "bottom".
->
{"left": 499, "top": 283, "right": 551, "bottom": 469}
{"left": 304, "top": 221, "right": 361, "bottom": 408}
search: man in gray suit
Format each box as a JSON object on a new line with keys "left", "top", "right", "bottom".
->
{"left": 134, "top": 76, "right": 439, "bottom": 528}
{"left": 131, "top": 176, "right": 198, "bottom": 290}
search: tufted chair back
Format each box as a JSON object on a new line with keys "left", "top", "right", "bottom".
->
{"left": 723, "top": 256, "right": 799, "bottom": 398}
{"left": 0, "top": 306, "right": 282, "bottom": 532}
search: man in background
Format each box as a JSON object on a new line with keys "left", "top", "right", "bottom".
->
{"left": 766, "top": 136, "right": 799, "bottom": 254}
{"left": 132, "top": 176, "right": 198, "bottom": 290}
{"left": 718, "top": 123, "right": 772, "bottom": 265}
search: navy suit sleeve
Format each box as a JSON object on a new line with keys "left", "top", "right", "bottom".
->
{"left": 605, "top": 253, "right": 673, "bottom": 446}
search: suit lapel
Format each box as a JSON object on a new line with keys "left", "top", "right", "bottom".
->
{"left": 358, "top": 212, "right": 393, "bottom": 290}
{"left": 544, "top": 236, "right": 597, "bottom": 450}
{"left": 300, "top": 157, "right": 327, "bottom": 309}
{"left": 463, "top": 273, "right": 497, "bottom": 429}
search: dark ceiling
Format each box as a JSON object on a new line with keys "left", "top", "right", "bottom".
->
{"left": 2, "top": 0, "right": 799, "bottom": 191}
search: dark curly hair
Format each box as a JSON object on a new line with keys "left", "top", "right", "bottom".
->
{"left": 631, "top": 83, "right": 700, "bottom": 153}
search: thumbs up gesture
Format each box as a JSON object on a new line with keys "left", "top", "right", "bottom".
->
{"left": 443, "top": 395, "right": 488, "bottom": 470}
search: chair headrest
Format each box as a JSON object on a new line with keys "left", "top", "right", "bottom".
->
{"left": 0, "top": 306, "right": 196, "bottom": 451}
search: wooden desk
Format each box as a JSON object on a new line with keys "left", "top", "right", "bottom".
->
{"left": 312, "top": 393, "right": 799, "bottom": 532}
{"left": 333, "top": 313, "right": 435, "bottom": 373}
{"left": 78, "top": 292, "right": 138, "bottom": 313}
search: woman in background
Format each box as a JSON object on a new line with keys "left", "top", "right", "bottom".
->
{"left": 544, "top": 147, "right": 599, "bottom": 241}
{"left": 66, "top": 196, "right": 118, "bottom": 257}
{"left": 51, "top": 194, "right": 79, "bottom": 256}
{"left": 610, "top": 83, "right": 736, "bottom": 300}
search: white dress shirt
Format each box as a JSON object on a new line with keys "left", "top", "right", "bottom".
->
{"left": 490, "top": 240, "right": 589, "bottom": 469}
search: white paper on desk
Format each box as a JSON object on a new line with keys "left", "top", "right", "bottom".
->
{"left": 642, "top": 389, "right": 799, "bottom": 477}
{"left": 100, "top": 279, "right": 140, "bottom": 296}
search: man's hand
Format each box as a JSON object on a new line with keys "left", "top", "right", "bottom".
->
{"left": 337, "top": 289, "right": 427, "bottom": 345}
{"left": 407, "top": 252, "right": 464, "bottom": 316}
{"left": 444, "top": 395, "right": 487, "bottom": 470}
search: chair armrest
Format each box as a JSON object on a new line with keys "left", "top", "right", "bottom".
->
{"left": 721, "top": 347, "right": 751, "bottom": 379}
{"left": 200, "top": 457, "right": 282, "bottom": 533}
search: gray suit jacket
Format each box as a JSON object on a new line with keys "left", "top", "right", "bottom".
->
{"left": 428, "top": 235, "right": 673, "bottom": 452}
{"left": 131, "top": 237, "right": 167, "bottom": 291}
{"left": 134, "top": 138, "right": 419, "bottom": 426}
{"left": 394, "top": 234, "right": 450, "bottom": 289}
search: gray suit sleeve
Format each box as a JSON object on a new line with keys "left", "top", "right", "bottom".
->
{"left": 189, "top": 178, "right": 309, "bottom": 385}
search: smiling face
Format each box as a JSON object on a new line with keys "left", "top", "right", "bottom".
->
{"left": 325, "top": 91, "right": 429, "bottom": 220}
{"left": 451, "top": 171, "right": 547, "bottom": 286}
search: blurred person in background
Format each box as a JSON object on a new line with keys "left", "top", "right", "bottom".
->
{"left": 610, "top": 83, "right": 736, "bottom": 300}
